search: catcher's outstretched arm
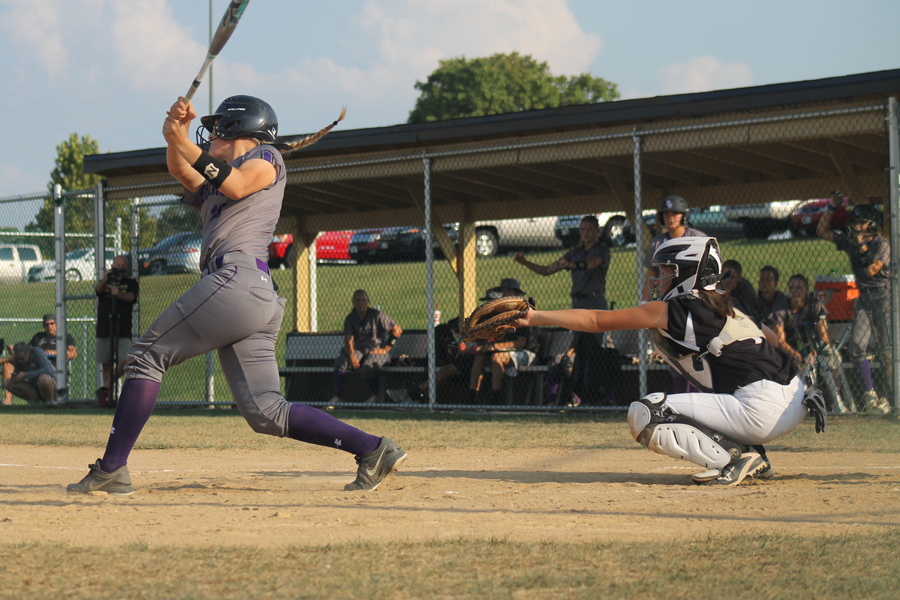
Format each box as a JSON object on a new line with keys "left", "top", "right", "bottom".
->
{"left": 520, "top": 302, "right": 668, "bottom": 333}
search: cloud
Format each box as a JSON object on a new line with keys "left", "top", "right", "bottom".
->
{"left": 657, "top": 56, "right": 753, "bottom": 95}
{"left": 0, "top": 0, "right": 69, "bottom": 76}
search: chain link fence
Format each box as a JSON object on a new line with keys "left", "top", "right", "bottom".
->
{"left": 2, "top": 96, "right": 897, "bottom": 412}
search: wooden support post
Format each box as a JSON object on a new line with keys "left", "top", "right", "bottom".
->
{"left": 292, "top": 230, "right": 317, "bottom": 332}
{"left": 602, "top": 162, "right": 652, "bottom": 251}
{"left": 825, "top": 139, "right": 866, "bottom": 207}
{"left": 404, "top": 179, "right": 458, "bottom": 273}
{"left": 458, "top": 213, "right": 477, "bottom": 322}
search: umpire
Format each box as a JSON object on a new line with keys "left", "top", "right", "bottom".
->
{"left": 95, "top": 255, "right": 138, "bottom": 407}
{"left": 816, "top": 191, "right": 892, "bottom": 414}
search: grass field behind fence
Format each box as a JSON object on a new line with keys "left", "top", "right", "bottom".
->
{"left": 0, "top": 234, "right": 855, "bottom": 403}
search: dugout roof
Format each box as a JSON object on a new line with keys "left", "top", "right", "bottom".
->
{"left": 86, "top": 68, "right": 900, "bottom": 234}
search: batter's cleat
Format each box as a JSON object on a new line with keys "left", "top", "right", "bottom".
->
{"left": 67, "top": 459, "right": 134, "bottom": 496}
{"left": 344, "top": 437, "right": 407, "bottom": 491}
{"left": 703, "top": 452, "right": 766, "bottom": 486}
{"left": 758, "top": 457, "right": 776, "bottom": 480}
{"left": 863, "top": 390, "right": 892, "bottom": 415}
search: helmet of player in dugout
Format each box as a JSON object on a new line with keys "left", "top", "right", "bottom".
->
{"left": 198, "top": 95, "right": 278, "bottom": 145}
{"left": 650, "top": 236, "right": 724, "bottom": 302}
{"left": 656, "top": 195, "right": 690, "bottom": 228}
{"left": 847, "top": 204, "right": 882, "bottom": 238}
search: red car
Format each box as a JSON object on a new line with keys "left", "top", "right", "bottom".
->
{"left": 267, "top": 231, "right": 354, "bottom": 268}
{"left": 791, "top": 197, "right": 849, "bottom": 236}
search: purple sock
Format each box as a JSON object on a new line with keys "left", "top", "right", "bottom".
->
{"left": 672, "top": 376, "right": 689, "bottom": 394}
{"left": 333, "top": 371, "right": 347, "bottom": 398}
{"left": 546, "top": 373, "right": 559, "bottom": 401}
{"left": 856, "top": 360, "right": 875, "bottom": 391}
{"left": 100, "top": 378, "right": 161, "bottom": 472}
{"left": 287, "top": 403, "right": 380, "bottom": 455}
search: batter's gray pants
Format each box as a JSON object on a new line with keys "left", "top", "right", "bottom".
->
{"left": 126, "top": 253, "right": 291, "bottom": 437}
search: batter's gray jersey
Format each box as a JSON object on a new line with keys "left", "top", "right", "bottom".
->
{"left": 127, "top": 145, "right": 294, "bottom": 436}
{"left": 182, "top": 145, "right": 287, "bottom": 268}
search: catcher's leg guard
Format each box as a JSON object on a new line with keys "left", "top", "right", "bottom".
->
{"left": 627, "top": 393, "right": 746, "bottom": 470}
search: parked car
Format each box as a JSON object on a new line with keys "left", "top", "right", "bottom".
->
{"left": 0, "top": 244, "right": 42, "bottom": 284}
{"left": 267, "top": 230, "right": 354, "bottom": 268}
{"left": 445, "top": 216, "right": 562, "bottom": 257}
{"left": 723, "top": 200, "right": 804, "bottom": 238}
{"left": 348, "top": 228, "right": 385, "bottom": 263}
{"left": 142, "top": 232, "right": 203, "bottom": 275}
{"left": 27, "top": 247, "right": 115, "bottom": 283}
{"left": 637, "top": 205, "right": 744, "bottom": 240}
{"left": 555, "top": 210, "right": 657, "bottom": 247}
{"left": 791, "top": 197, "right": 850, "bottom": 236}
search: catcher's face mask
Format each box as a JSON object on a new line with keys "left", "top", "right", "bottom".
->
{"left": 650, "top": 265, "right": 678, "bottom": 301}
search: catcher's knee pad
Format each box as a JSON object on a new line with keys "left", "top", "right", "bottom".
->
{"left": 628, "top": 393, "right": 744, "bottom": 470}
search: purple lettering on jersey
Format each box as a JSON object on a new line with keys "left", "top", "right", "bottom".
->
{"left": 210, "top": 202, "right": 228, "bottom": 219}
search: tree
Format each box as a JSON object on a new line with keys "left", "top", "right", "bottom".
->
{"left": 408, "top": 52, "right": 619, "bottom": 123}
{"left": 26, "top": 133, "right": 157, "bottom": 257}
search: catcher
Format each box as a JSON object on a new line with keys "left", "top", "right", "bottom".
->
{"left": 503, "top": 237, "right": 825, "bottom": 486}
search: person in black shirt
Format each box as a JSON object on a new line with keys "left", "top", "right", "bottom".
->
{"left": 515, "top": 237, "right": 821, "bottom": 487}
{"left": 756, "top": 265, "right": 788, "bottom": 325}
{"left": 95, "top": 255, "right": 138, "bottom": 406}
{"left": 722, "top": 259, "right": 759, "bottom": 319}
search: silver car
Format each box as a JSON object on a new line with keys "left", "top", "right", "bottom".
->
{"left": 143, "top": 232, "right": 203, "bottom": 275}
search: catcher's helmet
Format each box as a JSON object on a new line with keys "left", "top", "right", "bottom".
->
{"left": 656, "top": 195, "right": 690, "bottom": 228}
{"left": 198, "top": 95, "right": 278, "bottom": 144}
{"left": 847, "top": 204, "right": 882, "bottom": 236}
{"left": 650, "top": 236, "right": 723, "bottom": 301}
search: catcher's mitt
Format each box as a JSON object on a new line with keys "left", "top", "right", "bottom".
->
{"left": 460, "top": 296, "right": 535, "bottom": 343}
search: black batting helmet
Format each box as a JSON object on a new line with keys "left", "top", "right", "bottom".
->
{"left": 198, "top": 95, "right": 278, "bottom": 145}
{"left": 656, "top": 196, "right": 690, "bottom": 228}
{"left": 848, "top": 204, "right": 882, "bottom": 235}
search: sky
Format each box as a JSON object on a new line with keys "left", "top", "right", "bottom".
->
{"left": 0, "top": 0, "right": 897, "bottom": 204}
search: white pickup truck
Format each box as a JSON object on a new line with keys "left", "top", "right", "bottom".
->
{"left": 723, "top": 200, "right": 804, "bottom": 239}
{"left": 0, "top": 244, "right": 43, "bottom": 284}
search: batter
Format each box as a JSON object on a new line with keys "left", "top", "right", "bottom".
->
{"left": 68, "top": 95, "right": 406, "bottom": 496}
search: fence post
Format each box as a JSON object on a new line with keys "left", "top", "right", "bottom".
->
{"left": 424, "top": 156, "right": 436, "bottom": 410}
{"left": 53, "top": 184, "right": 68, "bottom": 401}
{"left": 131, "top": 197, "right": 141, "bottom": 338}
{"left": 633, "top": 130, "right": 648, "bottom": 399}
{"left": 888, "top": 96, "right": 900, "bottom": 408}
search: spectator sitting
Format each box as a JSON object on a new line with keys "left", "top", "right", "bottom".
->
{"left": 0, "top": 314, "right": 76, "bottom": 405}
{"left": 757, "top": 265, "right": 788, "bottom": 325}
{"left": 722, "top": 259, "right": 759, "bottom": 319}
{"left": 469, "top": 278, "right": 540, "bottom": 404}
{"left": 3, "top": 342, "right": 58, "bottom": 405}
{"left": 391, "top": 286, "right": 503, "bottom": 404}
{"left": 770, "top": 275, "right": 830, "bottom": 371}
{"left": 331, "top": 289, "right": 402, "bottom": 404}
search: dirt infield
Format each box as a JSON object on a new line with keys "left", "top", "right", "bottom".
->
{"left": 3, "top": 444, "right": 899, "bottom": 547}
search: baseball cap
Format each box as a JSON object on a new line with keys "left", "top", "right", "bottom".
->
{"left": 499, "top": 278, "right": 526, "bottom": 295}
{"left": 479, "top": 287, "right": 503, "bottom": 301}
{"left": 43, "top": 314, "right": 55, "bottom": 324}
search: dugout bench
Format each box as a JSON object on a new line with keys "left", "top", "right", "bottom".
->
{"left": 278, "top": 329, "right": 671, "bottom": 407}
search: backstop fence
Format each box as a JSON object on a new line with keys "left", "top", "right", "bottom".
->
{"left": 1, "top": 96, "right": 898, "bottom": 413}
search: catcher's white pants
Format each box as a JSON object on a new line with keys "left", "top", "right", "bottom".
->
{"left": 665, "top": 377, "right": 806, "bottom": 445}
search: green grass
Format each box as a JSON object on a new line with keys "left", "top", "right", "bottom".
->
{"left": 0, "top": 234, "right": 854, "bottom": 403}
{"left": 1, "top": 409, "right": 897, "bottom": 453}
{"left": 2, "top": 532, "right": 898, "bottom": 600}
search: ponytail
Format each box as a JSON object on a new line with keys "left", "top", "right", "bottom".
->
{"left": 697, "top": 289, "right": 734, "bottom": 320}
{"left": 279, "top": 106, "right": 347, "bottom": 154}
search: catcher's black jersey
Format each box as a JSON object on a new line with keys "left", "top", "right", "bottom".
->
{"left": 664, "top": 295, "right": 796, "bottom": 394}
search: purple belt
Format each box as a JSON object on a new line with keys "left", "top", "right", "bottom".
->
{"left": 202, "top": 253, "right": 270, "bottom": 277}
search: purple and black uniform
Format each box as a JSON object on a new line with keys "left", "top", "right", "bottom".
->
{"left": 832, "top": 232, "right": 892, "bottom": 365}
{"left": 98, "top": 144, "right": 383, "bottom": 473}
